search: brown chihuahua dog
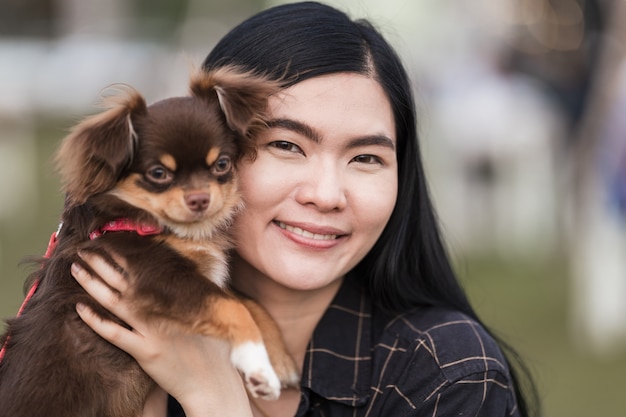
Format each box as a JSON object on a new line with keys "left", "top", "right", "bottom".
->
{"left": 0, "top": 66, "right": 299, "bottom": 417}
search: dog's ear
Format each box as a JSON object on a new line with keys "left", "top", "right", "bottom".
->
{"left": 190, "top": 66, "right": 280, "bottom": 137}
{"left": 55, "top": 85, "right": 147, "bottom": 207}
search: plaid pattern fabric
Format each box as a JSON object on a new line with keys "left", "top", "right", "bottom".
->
{"left": 168, "top": 276, "right": 520, "bottom": 416}
{"left": 293, "top": 277, "right": 520, "bottom": 417}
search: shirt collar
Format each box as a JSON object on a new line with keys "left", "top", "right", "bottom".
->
{"left": 300, "top": 276, "right": 372, "bottom": 407}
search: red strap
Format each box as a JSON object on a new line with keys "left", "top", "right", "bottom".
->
{"left": 0, "top": 219, "right": 161, "bottom": 362}
{"left": 13, "top": 230, "right": 55, "bottom": 315}
{"left": 43, "top": 227, "right": 59, "bottom": 258}
{"left": 89, "top": 218, "right": 162, "bottom": 240}
{"left": 0, "top": 229, "right": 56, "bottom": 362}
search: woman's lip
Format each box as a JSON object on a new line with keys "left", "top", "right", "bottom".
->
{"left": 273, "top": 220, "right": 346, "bottom": 240}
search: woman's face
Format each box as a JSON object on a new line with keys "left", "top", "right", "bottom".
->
{"left": 231, "top": 73, "right": 398, "bottom": 292}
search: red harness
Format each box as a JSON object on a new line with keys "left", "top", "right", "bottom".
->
{"left": 89, "top": 218, "right": 161, "bottom": 240}
{"left": 0, "top": 219, "right": 162, "bottom": 362}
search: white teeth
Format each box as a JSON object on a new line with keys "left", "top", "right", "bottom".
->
{"left": 276, "top": 221, "right": 337, "bottom": 240}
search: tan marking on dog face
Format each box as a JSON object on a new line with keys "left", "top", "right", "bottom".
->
{"left": 206, "top": 148, "right": 221, "bottom": 167}
{"left": 109, "top": 172, "right": 241, "bottom": 240}
{"left": 160, "top": 154, "right": 177, "bottom": 171}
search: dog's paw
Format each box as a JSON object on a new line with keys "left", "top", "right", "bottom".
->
{"left": 230, "top": 342, "right": 282, "bottom": 400}
{"left": 244, "top": 368, "right": 282, "bottom": 400}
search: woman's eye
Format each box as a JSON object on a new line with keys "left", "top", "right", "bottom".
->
{"left": 146, "top": 165, "right": 173, "bottom": 184}
{"left": 351, "top": 154, "right": 383, "bottom": 165}
{"left": 212, "top": 156, "right": 232, "bottom": 174}
{"left": 268, "top": 140, "right": 303, "bottom": 154}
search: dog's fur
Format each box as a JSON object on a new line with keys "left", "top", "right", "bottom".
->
{"left": 0, "top": 66, "right": 299, "bottom": 417}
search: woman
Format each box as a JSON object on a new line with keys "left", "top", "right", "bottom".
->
{"left": 72, "top": 2, "right": 539, "bottom": 416}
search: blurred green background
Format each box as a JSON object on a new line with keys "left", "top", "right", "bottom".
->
{"left": 2, "top": 1, "right": 626, "bottom": 416}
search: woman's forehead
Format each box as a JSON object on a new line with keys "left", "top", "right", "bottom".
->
{"left": 268, "top": 73, "right": 396, "bottom": 143}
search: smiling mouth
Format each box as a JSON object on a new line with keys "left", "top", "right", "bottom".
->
{"left": 275, "top": 221, "right": 339, "bottom": 240}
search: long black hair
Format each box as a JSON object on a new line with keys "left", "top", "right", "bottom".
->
{"left": 203, "top": 2, "right": 538, "bottom": 416}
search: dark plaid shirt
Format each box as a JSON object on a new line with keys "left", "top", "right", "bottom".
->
{"left": 168, "top": 277, "right": 520, "bottom": 416}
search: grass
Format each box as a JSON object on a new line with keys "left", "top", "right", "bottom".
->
{"left": 457, "top": 254, "right": 626, "bottom": 417}
{"left": 0, "top": 118, "right": 65, "bottom": 315}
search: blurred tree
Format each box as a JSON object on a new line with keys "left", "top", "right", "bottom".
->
{"left": 130, "top": 0, "right": 189, "bottom": 40}
{"left": 505, "top": 0, "right": 606, "bottom": 140}
{"left": 569, "top": 0, "right": 626, "bottom": 354}
{"left": 0, "top": 0, "right": 55, "bottom": 37}
{"left": 128, "top": 0, "right": 268, "bottom": 40}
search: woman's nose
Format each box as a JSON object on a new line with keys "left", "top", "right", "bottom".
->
{"left": 295, "top": 163, "right": 347, "bottom": 212}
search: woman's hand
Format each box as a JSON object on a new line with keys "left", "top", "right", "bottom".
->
{"left": 71, "top": 251, "right": 253, "bottom": 417}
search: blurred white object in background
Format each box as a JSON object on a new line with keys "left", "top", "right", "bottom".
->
{"left": 570, "top": 57, "right": 626, "bottom": 355}
{"left": 429, "top": 58, "right": 566, "bottom": 256}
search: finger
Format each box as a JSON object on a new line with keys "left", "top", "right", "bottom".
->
{"left": 75, "top": 302, "right": 145, "bottom": 357}
{"left": 78, "top": 250, "right": 129, "bottom": 293}
{"left": 71, "top": 262, "right": 133, "bottom": 322}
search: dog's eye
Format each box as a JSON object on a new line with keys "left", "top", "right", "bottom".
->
{"left": 212, "top": 156, "right": 232, "bottom": 175}
{"left": 146, "top": 165, "right": 173, "bottom": 184}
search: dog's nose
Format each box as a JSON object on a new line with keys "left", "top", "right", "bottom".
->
{"left": 185, "top": 192, "right": 210, "bottom": 212}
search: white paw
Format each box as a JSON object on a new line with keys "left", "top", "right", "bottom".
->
{"left": 230, "top": 342, "right": 281, "bottom": 400}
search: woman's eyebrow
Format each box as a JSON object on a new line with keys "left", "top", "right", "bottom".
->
{"left": 346, "top": 135, "right": 395, "bottom": 151}
{"left": 267, "top": 118, "right": 322, "bottom": 143}
{"left": 267, "top": 118, "right": 395, "bottom": 151}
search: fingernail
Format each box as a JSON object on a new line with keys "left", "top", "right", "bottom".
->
{"left": 76, "top": 302, "right": 85, "bottom": 312}
{"left": 71, "top": 262, "right": 82, "bottom": 275}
